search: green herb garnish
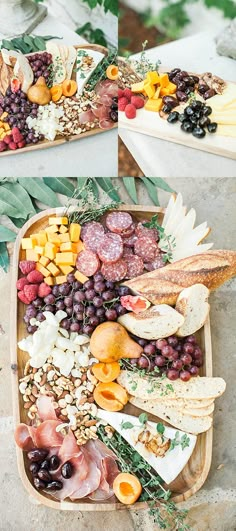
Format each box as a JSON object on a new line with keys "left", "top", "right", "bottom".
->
{"left": 144, "top": 214, "right": 176, "bottom": 262}
{"left": 121, "top": 421, "right": 134, "bottom": 430}
{"left": 156, "top": 423, "right": 165, "bottom": 435}
{"left": 132, "top": 40, "right": 161, "bottom": 77}
{"left": 139, "top": 413, "right": 148, "bottom": 425}
{"left": 169, "top": 431, "right": 190, "bottom": 452}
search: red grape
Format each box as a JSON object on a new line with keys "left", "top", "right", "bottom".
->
{"left": 171, "top": 359, "right": 183, "bottom": 370}
{"left": 74, "top": 291, "right": 86, "bottom": 302}
{"left": 102, "top": 290, "right": 116, "bottom": 301}
{"left": 59, "top": 284, "right": 70, "bottom": 296}
{"left": 44, "top": 294, "right": 55, "bottom": 305}
{"left": 85, "top": 306, "right": 96, "bottom": 317}
{"left": 183, "top": 343, "right": 194, "bottom": 355}
{"left": 138, "top": 356, "right": 149, "bottom": 369}
{"left": 67, "top": 273, "right": 75, "bottom": 284}
{"left": 167, "top": 369, "right": 179, "bottom": 380}
{"left": 84, "top": 279, "right": 94, "bottom": 290}
{"left": 144, "top": 344, "right": 156, "bottom": 356}
{"left": 105, "top": 309, "right": 117, "bottom": 321}
{"left": 154, "top": 355, "right": 166, "bottom": 367}
{"left": 56, "top": 300, "right": 65, "bottom": 311}
{"left": 70, "top": 322, "right": 81, "bottom": 332}
{"left": 189, "top": 366, "right": 199, "bottom": 376}
{"left": 64, "top": 296, "right": 73, "bottom": 308}
{"left": 162, "top": 345, "right": 174, "bottom": 358}
{"left": 94, "top": 281, "right": 106, "bottom": 293}
{"left": 167, "top": 336, "right": 178, "bottom": 347}
{"left": 180, "top": 370, "right": 191, "bottom": 382}
{"left": 156, "top": 339, "right": 167, "bottom": 350}
{"left": 180, "top": 353, "right": 193, "bottom": 365}
{"left": 60, "top": 319, "right": 70, "bottom": 330}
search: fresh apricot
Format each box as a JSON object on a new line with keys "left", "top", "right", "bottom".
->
{"left": 106, "top": 64, "right": 118, "bottom": 80}
{"left": 93, "top": 382, "right": 128, "bottom": 411}
{"left": 50, "top": 85, "right": 63, "bottom": 102}
{"left": 92, "top": 362, "right": 120, "bottom": 383}
{"left": 113, "top": 473, "right": 142, "bottom": 505}
{"left": 62, "top": 79, "right": 77, "bottom": 97}
{"left": 90, "top": 322, "right": 143, "bottom": 363}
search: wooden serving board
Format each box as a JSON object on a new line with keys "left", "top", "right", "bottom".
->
{"left": 119, "top": 64, "right": 236, "bottom": 160}
{"left": 11, "top": 205, "right": 213, "bottom": 510}
{"left": 0, "top": 44, "right": 117, "bottom": 158}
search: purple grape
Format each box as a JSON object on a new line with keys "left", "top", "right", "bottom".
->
{"left": 56, "top": 300, "right": 65, "bottom": 311}
{"left": 105, "top": 309, "right": 117, "bottom": 321}
{"left": 167, "top": 336, "right": 179, "bottom": 347}
{"left": 117, "top": 286, "right": 130, "bottom": 296}
{"left": 93, "top": 272, "right": 104, "bottom": 282}
{"left": 89, "top": 316, "right": 100, "bottom": 327}
{"left": 73, "top": 281, "right": 83, "bottom": 290}
{"left": 44, "top": 304, "right": 55, "bottom": 313}
{"left": 96, "top": 307, "right": 105, "bottom": 318}
{"left": 74, "top": 291, "right": 86, "bottom": 302}
{"left": 82, "top": 324, "right": 94, "bottom": 335}
{"left": 36, "top": 312, "right": 46, "bottom": 322}
{"left": 60, "top": 318, "right": 70, "bottom": 330}
{"left": 33, "top": 297, "right": 43, "bottom": 308}
{"left": 64, "top": 296, "right": 73, "bottom": 308}
{"left": 186, "top": 335, "right": 197, "bottom": 344}
{"left": 93, "top": 296, "right": 103, "bottom": 308}
{"left": 24, "top": 315, "right": 31, "bottom": 324}
{"left": 75, "top": 312, "right": 84, "bottom": 321}
{"left": 102, "top": 290, "right": 115, "bottom": 301}
{"left": 26, "top": 306, "right": 37, "bottom": 318}
{"left": 137, "top": 338, "right": 148, "bottom": 347}
{"left": 105, "top": 281, "right": 115, "bottom": 289}
{"left": 85, "top": 289, "right": 96, "bottom": 300}
{"left": 44, "top": 294, "right": 55, "bottom": 305}
{"left": 59, "top": 283, "right": 70, "bottom": 296}
{"left": 85, "top": 306, "right": 96, "bottom": 317}
{"left": 116, "top": 304, "right": 127, "bottom": 316}
{"left": 73, "top": 303, "right": 84, "bottom": 313}
{"left": 70, "top": 322, "right": 81, "bottom": 332}
{"left": 84, "top": 280, "right": 94, "bottom": 290}
{"left": 66, "top": 307, "right": 73, "bottom": 316}
{"left": 144, "top": 344, "right": 156, "bottom": 356}
{"left": 67, "top": 273, "right": 76, "bottom": 284}
{"left": 138, "top": 356, "right": 149, "bottom": 369}
{"left": 94, "top": 281, "right": 106, "bottom": 293}
{"left": 27, "top": 325, "right": 38, "bottom": 334}
{"left": 156, "top": 339, "right": 167, "bottom": 350}
{"left": 155, "top": 355, "right": 166, "bottom": 367}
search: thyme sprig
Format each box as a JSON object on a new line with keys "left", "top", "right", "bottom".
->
{"left": 65, "top": 179, "right": 121, "bottom": 225}
{"left": 131, "top": 40, "right": 161, "bottom": 78}
{"left": 98, "top": 426, "right": 190, "bottom": 530}
{"left": 144, "top": 214, "right": 176, "bottom": 262}
{"left": 85, "top": 48, "right": 117, "bottom": 91}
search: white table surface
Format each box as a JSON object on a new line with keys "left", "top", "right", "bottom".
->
{"left": 0, "top": 14, "right": 117, "bottom": 177}
{"left": 119, "top": 31, "right": 236, "bottom": 178}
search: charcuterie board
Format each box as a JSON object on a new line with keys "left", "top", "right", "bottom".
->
{"left": 118, "top": 60, "right": 236, "bottom": 160}
{"left": 11, "top": 205, "right": 213, "bottom": 510}
{"left": 0, "top": 44, "right": 117, "bottom": 158}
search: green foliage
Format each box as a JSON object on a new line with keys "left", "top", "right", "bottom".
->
{"left": 0, "top": 34, "right": 62, "bottom": 54}
{"left": 82, "top": 0, "right": 118, "bottom": 16}
{"left": 76, "top": 22, "right": 108, "bottom": 47}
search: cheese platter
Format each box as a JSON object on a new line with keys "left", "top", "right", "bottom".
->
{"left": 118, "top": 58, "right": 236, "bottom": 160}
{"left": 0, "top": 43, "right": 117, "bottom": 157}
{"left": 11, "top": 195, "right": 236, "bottom": 524}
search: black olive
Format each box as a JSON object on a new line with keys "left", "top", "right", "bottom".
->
{"left": 167, "top": 111, "right": 179, "bottom": 124}
{"left": 183, "top": 76, "right": 195, "bottom": 86}
{"left": 199, "top": 116, "right": 210, "bottom": 127}
{"left": 38, "top": 469, "right": 52, "bottom": 482}
{"left": 178, "top": 70, "right": 188, "bottom": 80}
{"left": 191, "top": 100, "right": 203, "bottom": 110}
{"left": 162, "top": 104, "right": 172, "bottom": 114}
{"left": 170, "top": 68, "right": 181, "bottom": 76}
{"left": 27, "top": 448, "right": 49, "bottom": 462}
{"left": 49, "top": 455, "right": 60, "bottom": 471}
{"left": 207, "top": 122, "right": 218, "bottom": 133}
{"left": 61, "top": 461, "right": 74, "bottom": 479}
{"left": 176, "top": 80, "right": 186, "bottom": 91}
{"left": 29, "top": 462, "right": 40, "bottom": 477}
{"left": 112, "top": 96, "right": 118, "bottom": 102}
{"left": 45, "top": 481, "right": 63, "bottom": 491}
{"left": 192, "top": 75, "right": 199, "bottom": 83}
{"left": 33, "top": 477, "right": 47, "bottom": 490}
{"left": 40, "top": 459, "right": 50, "bottom": 470}
{"left": 189, "top": 114, "right": 199, "bottom": 124}
{"left": 109, "top": 110, "right": 118, "bottom": 122}
{"left": 198, "top": 84, "right": 208, "bottom": 94}
{"left": 202, "top": 105, "right": 212, "bottom": 116}
{"left": 181, "top": 121, "right": 194, "bottom": 133}
{"left": 192, "top": 126, "right": 206, "bottom": 138}
{"left": 185, "top": 87, "right": 193, "bottom": 96}
{"left": 178, "top": 113, "right": 186, "bottom": 123}
{"left": 111, "top": 102, "right": 118, "bottom": 111}
{"left": 184, "top": 106, "right": 194, "bottom": 116}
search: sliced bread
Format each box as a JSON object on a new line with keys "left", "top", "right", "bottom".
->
{"left": 118, "top": 304, "right": 184, "bottom": 340}
{"left": 176, "top": 283, "right": 210, "bottom": 337}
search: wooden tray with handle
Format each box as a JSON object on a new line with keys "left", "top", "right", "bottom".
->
{"left": 0, "top": 44, "right": 117, "bottom": 158}
{"left": 11, "top": 205, "right": 213, "bottom": 510}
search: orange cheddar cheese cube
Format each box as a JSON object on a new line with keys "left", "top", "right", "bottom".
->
{"left": 47, "top": 262, "right": 61, "bottom": 277}
{"left": 21, "top": 238, "right": 34, "bottom": 250}
{"left": 59, "top": 225, "right": 68, "bottom": 234}
{"left": 44, "top": 242, "right": 57, "bottom": 260}
{"left": 69, "top": 223, "right": 81, "bottom": 242}
{"left": 44, "top": 276, "right": 54, "bottom": 286}
{"left": 159, "top": 73, "right": 169, "bottom": 88}
{"left": 143, "top": 82, "right": 155, "bottom": 99}
{"left": 47, "top": 233, "right": 61, "bottom": 246}
{"left": 166, "top": 81, "right": 177, "bottom": 94}
{"left": 131, "top": 81, "right": 146, "bottom": 94}
{"left": 145, "top": 98, "right": 163, "bottom": 112}
{"left": 45, "top": 224, "right": 59, "bottom": 234}
{"left": 60, "top": 242, "right": 77, "bottom": 253}
{"left": 58, "top": 233, "right": 70, "bottom": 243}
{"left": 146, "top": 71, "right": 160, "bottom": 84}
{"left": 75, "top": 270, "right": 89, "bottom": 284}
{"left": 153, "top": 87, "right": 161, "bottom": 100}
{"left": 39, "top": 256, "right": 50, "bottom": 267}
{"left": 36, "top": 263, "right": 51, "bottom": 277}
{"left": 26, "top": 249, "right": 40, "bottom": 261}
{"left": 59, "top": 265, "right": 74, "bottom": 275}
{"left": 49, "top": 217, "right": 68, "bottom": 226}
{"left": 30, "top": 232, "right": 47, "bottom": 246}
{"left": 76, "top": 240, "right": 85, "bottom": 253}
{"left": 55, "top": 252, "right": 74, "bottom": 265}
{"left": 56, "top": 275, "right": 68, "bottom": 285}
{"left": 34, "top": 246, "right": 44, "bottom": 255}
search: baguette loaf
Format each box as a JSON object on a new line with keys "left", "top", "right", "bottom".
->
{"left": 124, "top": 250, "right": 236, "bottom": 306}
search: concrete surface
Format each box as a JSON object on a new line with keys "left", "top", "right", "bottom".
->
{"left": 0, "top": 177, "right": 236, "bottom": 530}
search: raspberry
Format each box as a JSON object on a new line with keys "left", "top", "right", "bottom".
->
{"left": 18, "top": 141, "right": 26, "bottom": 149}
{"left": 19, "top": 261, "right": 36, "bottom": 275}
{"left": 16, "top": 277, "right": 29, "bottom": 290}
{"left": 38, "top": 282, "right": 52, "bottom": 298}
{"left": 123, "top": 88, "right": 132, "bottom": 101}
{"left": 9, "top": 142, "right": 18, "bottom": 150}
{"left": 24, "top": 284, "right": 39, "bottom": 302}
{"left": 125, "top": 103, "right": 137, "bottom": 119}
{"left": 118, "top": 88, "right": 124, "bottom": 99}
{"left": 18, "top": 290, "right": 30, "bottom": 304}
{"left": 27, "top": 270, "right": 44, "bottom": 284}
{"left": 131, "top": 95, "right": 145, "bottom": 109}
{"left": 118, "top": 97, "right": 129, "bottom": 111}
{"left": 3, "top": 135, "right": 12, "bottom": 145}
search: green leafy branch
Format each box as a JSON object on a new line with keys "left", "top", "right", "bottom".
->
{"left": 0, "top": 34, "right": 62, "bottom": 54}
{"left": 76, "top": 22, "right": 108, "bottom": 48}
{"left": 82, "top": 0, "right": 118, "bottom": 17}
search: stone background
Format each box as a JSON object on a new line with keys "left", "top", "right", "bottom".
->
{"left": 0, "top": 177, "right": 236, "bottom": 530}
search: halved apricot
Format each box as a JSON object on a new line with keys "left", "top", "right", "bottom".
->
{"left": 50, "top": 85, "right": 63, "bottom": 102}
{"left": 92, "top": 362, "right": 120, "bottom": 383}
{"left": 106, "top": 64, "right": 118, "bottom": 80}
{"left": 93, "top": 382, "right": 128, "bottom": 411}
{"left": 62, "top": 79, "right": 77, "bottom": 97}
{"left": 113, "top": 473, "right": 142, "bottom": 505}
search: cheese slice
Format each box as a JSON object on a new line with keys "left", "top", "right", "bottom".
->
{"left": 46, "top": 42, "right": 66, "bottom": 84}
{"left": 76, "top": 49, "right": 105, "bottom": 95}
{"left": 97, "top": 409, "right": 196, "bottom": 484}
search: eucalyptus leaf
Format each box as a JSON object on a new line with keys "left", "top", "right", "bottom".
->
{"left": 0, "top": 226, "right": 16, "bottom": 242}
{"left": 1, "top": 39, "right": 12, "bottom": 50}
{"left": 95, "top": 178, "right": 120, "bottom": 202}
{"left": 141, "top": 178, "right": 160, "bottom": 206}
{"left": 18, "top": 178, "right": 61, "bottom": 207}
{"left": 122, "top": 177, "right": 138, "bottom": 204}
{"left": 3, "top": 182, "right": 35, "bottom": 216}
{"left": 9, "top": 217, "right": 26, "bottom": 229}
{"left": 148, "top": 178, "right": 175, "bottom": 193}
{"left": 77, "top": 177, "right": 89, "bottom": 198}
{"left": 34, "top": 36, "right": 46, "bottom": 51}
{"left": 0, "top": 242, "right": 9, "bottom": 272}
{"left": 43, "top": 177, "right": 75, "bottom": 197}
{"left": 0, "top": 189, "right": 26, "bottom": 218}
{"left": 89, "top": 178, "right": 99, "bottom": 201}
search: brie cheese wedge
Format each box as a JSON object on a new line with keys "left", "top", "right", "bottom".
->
{"left": 97, "top": 409, "right": 197, "bottom": 484}
{"left": 76, "top": 49, "right": 105, "bottom": 94}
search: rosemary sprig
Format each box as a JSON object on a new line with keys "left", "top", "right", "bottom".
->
{"left": 98, "top": 426, "right": 190, "bottom": 530}
{"left": 85, "top": 48, "right": 117, "bottom": 91}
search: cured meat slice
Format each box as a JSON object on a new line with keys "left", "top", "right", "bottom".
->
{"left": 69, "top": 446, "right": 101, "bottom": 500}
{"left": 135, "top": 221, "right": 159, "bottom": 241}
{"left": 34, "top": 420, "right": 64, "bottom": 448}
{"left": 134, "top": 236, "right": 159, "bottom": 261}
{"left": 106, "top": 211, "right": 133, "bottom": 234}
{"left": 123, "top": 246, "right": 134, "bottom": 257}
{"left": 144, "top": 254, "right": 166, "bottom": 271}
{"left": 82, "top": 221, "right": 105, "bottom": 253}
{"left": 37, "top": 395, "right": 57, "bottom": 421}
{"left": 120, "top": 222, "right": 135, "bottom": 238}
{"left": 76, "top": 249, "right": 100, "bottom": 277}
{"left": 124, "top": 255, "right": 144, "bottom": 279}
{"left": 14, "top": 424, "right": 37, "bottom": 451}
{"left": 123, "top": 234, "right": 138, "bottom": 248}
{"left": 97, "top": 234, "right": 123, "bottom": 264}
{"left": 101, "top": 259, "right": 127, "bottom": 281}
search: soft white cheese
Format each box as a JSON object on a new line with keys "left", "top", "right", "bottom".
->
{"left": 76, "top": 49, "right": 105, "bottom": 95}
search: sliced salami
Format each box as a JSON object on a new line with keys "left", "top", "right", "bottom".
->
{"left": 123, "top": 246, "right": 134, "bottom": 257}
{"left": 135, "top": 221, "right": 159, "bottom": 242}
{"left": 120, "top": 222, "right": 135, "bottom": 238}
{"left": 123, "top": 234, "right": 138, "bottom": 248}
{"left": 124, "top": 255, "right": 144, "bottom": 279}
{"left": 97, "top": 234, "right": 123, "bottom": 264}
{"left": 81, "top": 222, "right": 105, "bottom": 253}
{"left": 144, "top": 253, "right": 166, "bottom": 271}
{"left": 76, "top": 250, "right": 100, "bottom": 277}
{"left": 101, "top": 260, "right": 128, "bottom": 282}
{"left": 134, "top": 236, "right": 158, "bottom": 261}
{"left": 106, "top": 211, "right": 133, "bottom": 234}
